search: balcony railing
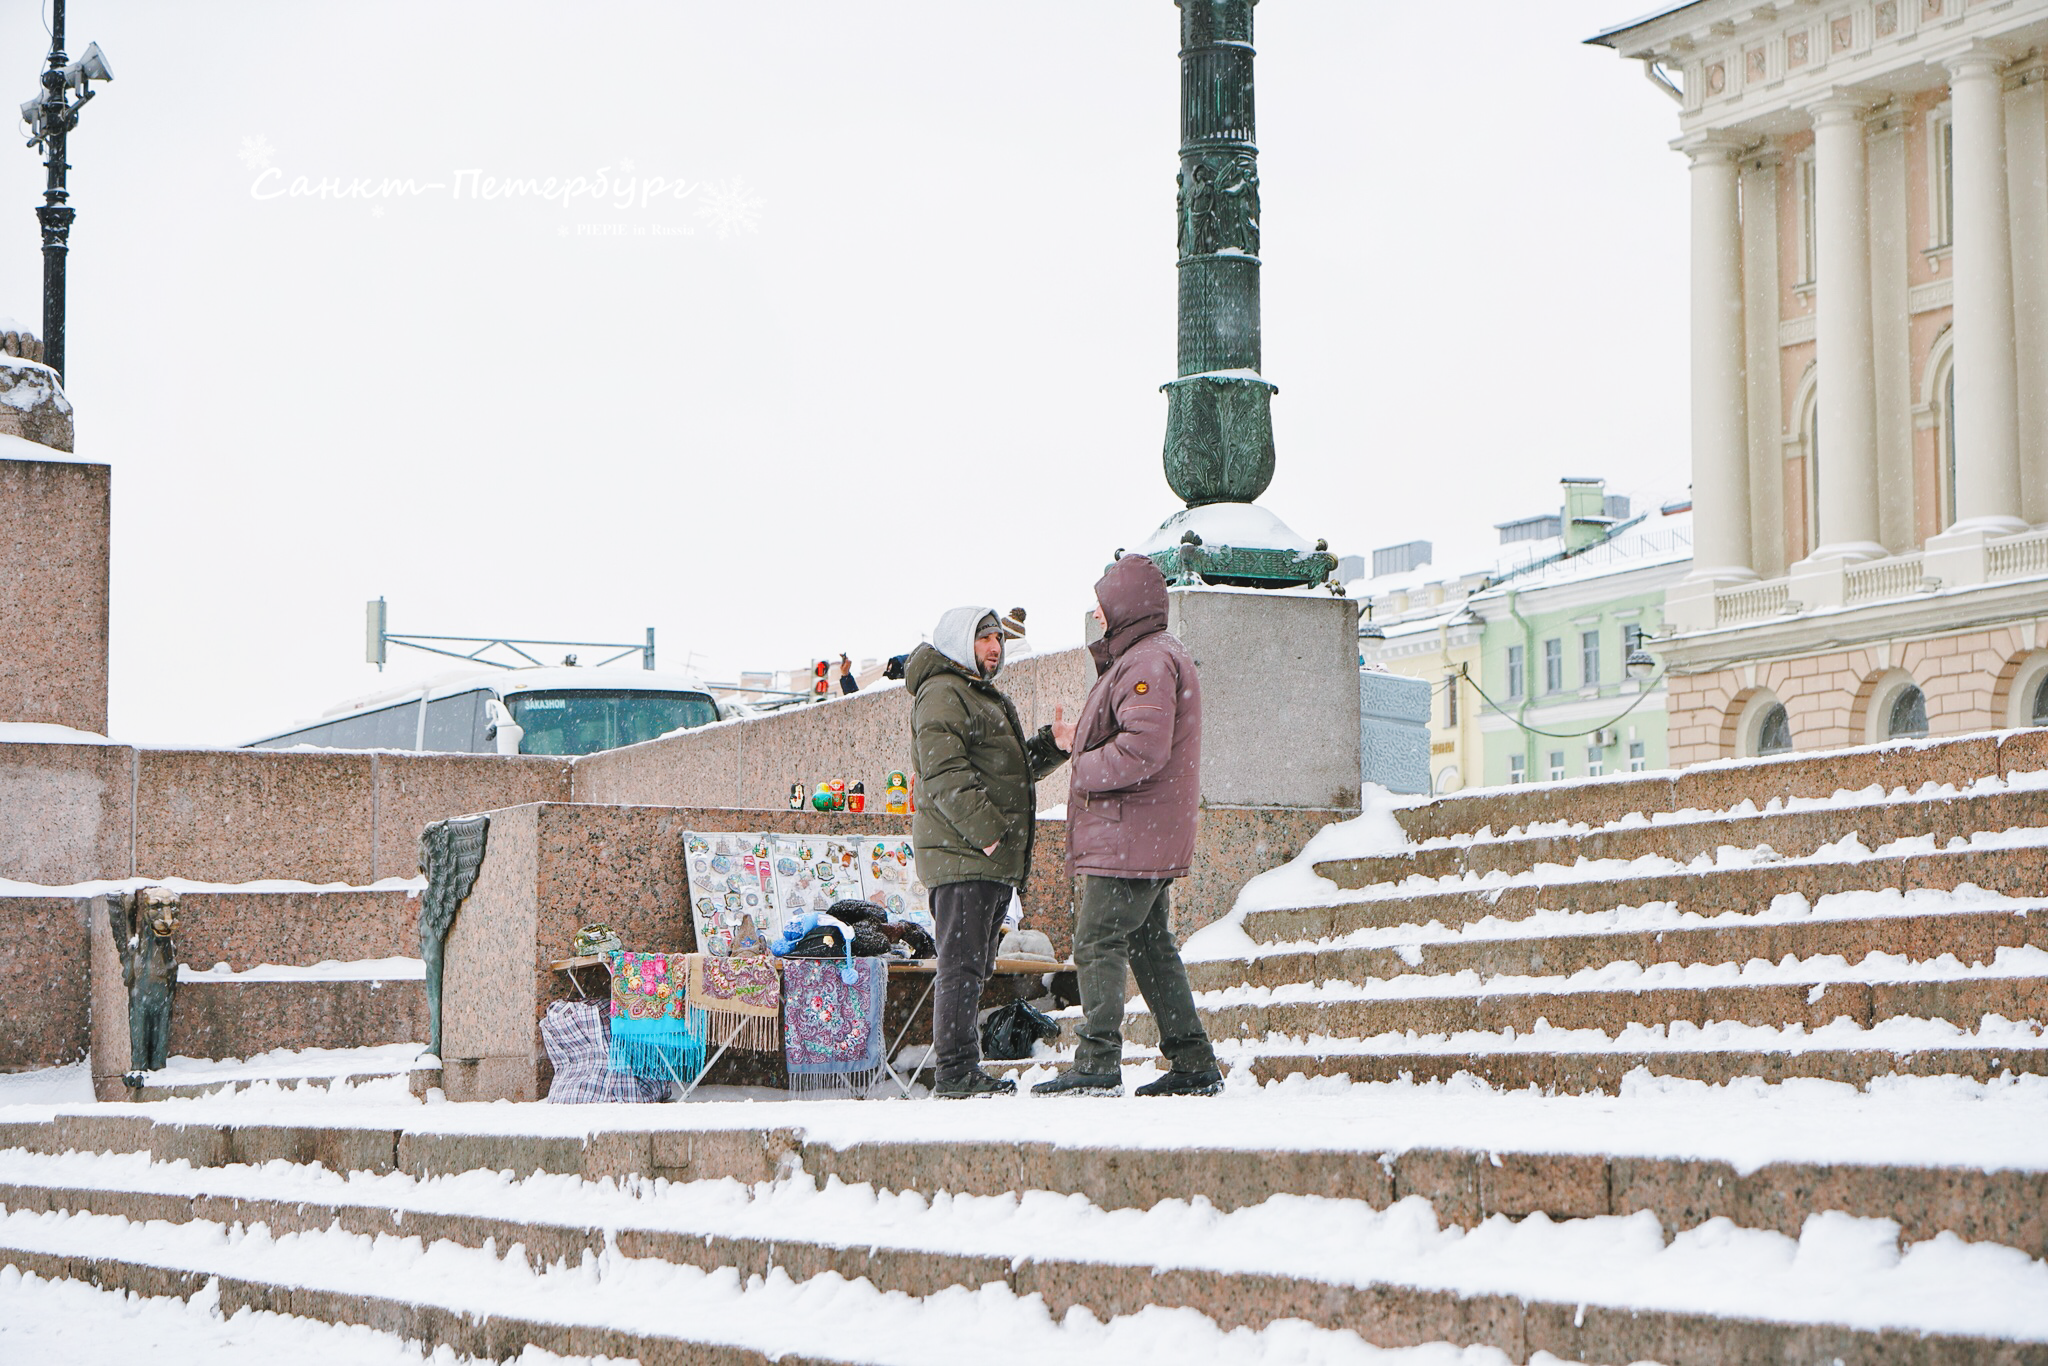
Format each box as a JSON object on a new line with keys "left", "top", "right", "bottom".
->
{"left": 1715, "top": 581, "right": 1789, "bottom": 625}
{"left": 1988, "top": 529, "right": 2048, "bottom": 582}
{"left": 1846, "top": 555, "right": 1924, "bottom": 604}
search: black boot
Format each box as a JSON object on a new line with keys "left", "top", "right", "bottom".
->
{"left": 933, "top": 1069, "right": 1017, "bottom": 1099}
{"left": 1134, "top": 1066, "right": 1223, "bottom": 1097}
{"left": 1030, "top": 1067, "right": 1124, "bottom": 1097}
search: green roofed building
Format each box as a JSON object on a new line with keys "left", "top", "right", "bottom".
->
{"left": 1353, "top": 479, "right": 1693, "bottom": 794}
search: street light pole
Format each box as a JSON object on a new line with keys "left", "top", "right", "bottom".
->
{"left": 21, "top": 0, "right": 111, "bottom": 386}
{"left": 36, "top": 1, "right": 74, "bottom": 382}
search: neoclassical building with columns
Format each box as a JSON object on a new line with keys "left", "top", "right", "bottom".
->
{"left": 1595, "top": 0, "right": 2048, "bottom": 764}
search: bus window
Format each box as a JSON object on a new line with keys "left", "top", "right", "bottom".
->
{"left": 507, "top": 690, "right": 717, "bottom": 756}
{"left": 425, "top": 690, "right": 489, "bottom": 753}
{"left": 254, "top": 699, "right": 420, "bottom": 750}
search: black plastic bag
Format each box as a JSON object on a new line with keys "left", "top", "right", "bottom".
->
{"left": 980, "top": 1000, "right": 1059, "bottom": 1060}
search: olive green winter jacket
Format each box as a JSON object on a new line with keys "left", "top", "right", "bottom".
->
{"left": 906, "top": 619, "right": 1068, "bottom": 889}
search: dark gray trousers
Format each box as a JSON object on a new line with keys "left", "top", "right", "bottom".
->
{"left": 931, "top": 879, "right": 1009, "bottom": 1082}
{"left": 1072, "top": 875, "right": 1218, "bottom": 1077}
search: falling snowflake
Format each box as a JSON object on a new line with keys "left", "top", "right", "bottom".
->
{"left": 696, "top": 178, "right": 764, "bottom": 239}
{"left": 371, "top": 205, "right": 386, "bottom": 219}
{"left": 237, "top": 135, "right": 275, "bottom": 172}
{"left": 617, "top": 156, "right": 636, "bottom": 173}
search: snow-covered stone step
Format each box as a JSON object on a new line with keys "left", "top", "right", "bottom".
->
{"left": 1101, "top": 959, "right": 2048, "bottom": 1051}
{"left": 1196, "top": 896, "right": 2048, "bottom": 995}
{"left": 1388, "top": 730, "right": 2048, "bottom": 846}
{"left": 109, "top": 1043, "right": 437, "bottom": 1103}
{"left": 1332, "top": 780, "right": 2048, "bottom": 890}
{"left": 7, "top": 1125, "right": 2048, "bottom": 1269}
{"left": 160, "top": 968, "right": 426, "bottom": 1080}
{"left": 7, "top": 1076, "right": 2046, "bottom": 1252}
{"left": 3, "top": 1163, "right": 2046, "bottom": 1362}
{"left": 1249, "top": 832, "right": 2048, "bottom": 944}
{"left": 1020, "top": 1017, "right": 2048, "bottom": 1094}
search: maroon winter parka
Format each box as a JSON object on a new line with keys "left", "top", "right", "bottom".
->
{"left": 1065, "top": 554, "right": 1203, "bottom": 880}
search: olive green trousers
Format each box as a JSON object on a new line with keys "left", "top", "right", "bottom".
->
{"left": 1071, "top": 875, "right": 1218, "bottom": 1077}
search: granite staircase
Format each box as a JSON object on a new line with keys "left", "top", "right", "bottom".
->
{"left": 1, "top": 1099, "right": 2044, "bottom": 1364}
{"left": 1051, "top": 732, "right": 2048, "bottom": 1095}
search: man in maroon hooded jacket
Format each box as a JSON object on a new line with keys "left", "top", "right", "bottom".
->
{"left": 1034, "top": 553, "right": 1223, "bottom": 1098}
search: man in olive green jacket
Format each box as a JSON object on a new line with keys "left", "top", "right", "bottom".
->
{"left": 907, "top": 606, "right": 1069, "bottom": 1097}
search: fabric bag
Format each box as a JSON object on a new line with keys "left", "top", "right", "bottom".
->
{"left": 540, "top": 1000, "right": 666, "bottom": 1103}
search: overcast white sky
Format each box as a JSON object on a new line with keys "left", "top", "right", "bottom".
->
{"left": 0, "top": 1, "right": 1690, "bottom": 746}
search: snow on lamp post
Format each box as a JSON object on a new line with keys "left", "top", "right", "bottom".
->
{"left": 19, "top": 0, "right": 111, "bottom": 386}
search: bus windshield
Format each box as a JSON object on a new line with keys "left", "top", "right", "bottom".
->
{"left": 506, "top": 689, "right": 718, "bottom": 756}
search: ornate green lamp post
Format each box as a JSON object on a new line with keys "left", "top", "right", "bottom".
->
{"left": 1142, "top": 0, "right": 1338, "bottom": 590}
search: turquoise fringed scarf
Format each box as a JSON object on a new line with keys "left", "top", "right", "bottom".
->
{"left": 603, "top": 949, "right": 706, "bottom": 1082}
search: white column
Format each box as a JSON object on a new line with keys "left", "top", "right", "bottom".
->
{"left": 1684, "top": 136, "right": 1755, "bottom": 585}
{"left": 1805, "top": 97, "right": 1886, "bottom": 561}
{"left": 1868, "top": 112, "right": 1916, "bottom": 554}
{"left": 1942, "top": 49, "right": 2027, "bottom": 535}
{"left": 2005, "top": 69, "right": 2048, "bottom": 526}
{"left": 1742, "top": 151, "right": 1787, "bottom": 578}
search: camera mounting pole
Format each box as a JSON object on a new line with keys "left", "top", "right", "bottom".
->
{"left": 21, "top": 0, "right": 113, "bottom": 385}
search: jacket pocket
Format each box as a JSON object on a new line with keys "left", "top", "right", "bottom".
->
{"left": 1081, "top": 793, "right": 1122, "bottom": 823}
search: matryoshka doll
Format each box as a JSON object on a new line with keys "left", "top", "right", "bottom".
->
{"left": 827, "top": 778, "right": 847, "bottom": 811}
{"left": 882, "top": 771, "right": 910, "bottom": 815}
{"left": 847, "top": 780, "right": 865, "bottom": 814}
{"left": 812, "top": 782, "right": 834, "bottom": 811}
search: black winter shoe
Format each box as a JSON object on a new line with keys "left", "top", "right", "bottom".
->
{"left": 933, "top": 1069, "right": 1017, "bottom": 1099}
{"left": 1030, "top": 1068, "right": 1124, "bottom": 1097}
{"left": 1134, "top": 1067, "right": 1224, "bottom": 1097}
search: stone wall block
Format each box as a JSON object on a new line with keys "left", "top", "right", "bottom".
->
{"left": 134, "top": 749, "right": 375, "bottom": 885}
{"left": 649, "top": 1127, "right": 800, "bottom": 1185}
{"left": 0, "top": 741, "right": 132, "bottom": 883}
{"left": 372, "top": 753, "right": 573, "bottom": 878}
{"left": 170, "top": 889, "right": 417, "bottom": 973}
{"left": 0, "top": 457, "right": 107, "bottom": 733}
{"left": 169, "top": 979, "right": 426, "bottom": 1059}
{"left": 0, "top": 894, "right": 88, "bottom": 1070}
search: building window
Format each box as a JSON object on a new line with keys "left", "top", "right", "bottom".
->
{"left": 1758, "top": 703, "right": 1795, "bottom": 755}
{"left": 1929, "top": 108, "right": 1954, "bottom": 250}
{"left": 1547, "top": 750, "right": 1566, "bottom": 782}
{"left": 1507, "top": 754, "right": 1526, "bottom": 785}
{"left": 1586, "top": 744, "right": 1605, "bottom": 778}
{"left": 1794, "top": 150, "right": 1818, "bottom": 286}
{"left": 1943, "top": 359, "right": 1958, "bottom": 529}
{"left": 2033, "top": 674, "right": 2048, "bottom": 725}
{"left": 1581, "top": 630, "right": 1601, "bottom": 687}
{"left": 1628, "top": 740, "right": 1647, "bottom": 772}
{"left": 1444, "top": 673, "right": 1459, "bottom": 727}
{"left": 1543, "top": 639, "right": 1564, "bottom": 693}
{"left": 1506, "top": 645, "right": 1525, "bottom": 700}
{"left": 1887, "top": 685, "right": 1929, "bottom": 739}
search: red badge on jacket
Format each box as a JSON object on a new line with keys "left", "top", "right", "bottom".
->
{"left": 1134, "top": 681, "right": 1149, "bottom": 694}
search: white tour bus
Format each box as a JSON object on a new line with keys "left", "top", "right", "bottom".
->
{"left": 244, "top": 667, "right": 729, "bottom": 757}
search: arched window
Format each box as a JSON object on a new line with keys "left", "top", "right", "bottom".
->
{"left": 1757, "top": 703, "right": 1794, "bottom": 755}
{"left": 1733, "top": 689, "right": 1795, "bottom": 758}
{"left": 1887, "top": 685, "right": 1929, "bottom": 739}
{"left": 1926, "top": 329, "right": 1956, "bottom": 531}
{"left": 2031, "top": 673, "right": 2048, "bottom": 726}
{"left": 1789, "top": 368, "right": 1821, "bottom": 560}
{"left": 1943, "top": 362, "right": 1957, "bottom": 529}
